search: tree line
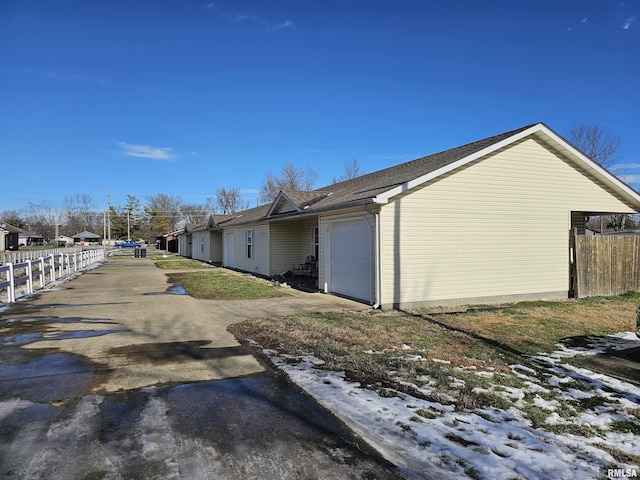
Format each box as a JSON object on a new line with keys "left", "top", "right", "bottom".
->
{"left": 1, "top": 189, "right": 253, "bottom": 244}
{"left": 1, "top": 159, "right": 363, "bottom": 243}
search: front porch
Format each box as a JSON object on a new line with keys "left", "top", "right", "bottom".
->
{"left": 281, "top": 273, "right": 320, "bottom": 293}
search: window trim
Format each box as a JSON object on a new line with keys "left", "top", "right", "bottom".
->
{"left": 246, "top": 229, "right": 253, "bottom": 259}
{"left": 312, "top": 226, "right": 319, "bottom": 262}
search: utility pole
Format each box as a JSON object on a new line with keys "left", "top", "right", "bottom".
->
{"left": 107, "top": 189, "right": 112, "bottom": 245}
{"left": 127, "top": 210, "right": 131, "bottom": 241}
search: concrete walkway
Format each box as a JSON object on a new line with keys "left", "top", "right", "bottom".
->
{"left": 0, "top": 257, "right": 402, "bottom": 480}
{"left": 12, "top": 257, "right": 367, "bottom": 393}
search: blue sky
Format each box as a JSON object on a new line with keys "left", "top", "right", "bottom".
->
{"left": 1, "top": 0, "right": 639, "bottom": 212}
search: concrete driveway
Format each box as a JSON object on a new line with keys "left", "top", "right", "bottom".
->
{"left": 0, "top": 257, "right": 402, "bottom": 479}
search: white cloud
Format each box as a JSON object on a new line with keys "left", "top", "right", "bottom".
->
{"left": 302, "top": 148, "right": 334, "bottom": 154}
{"left": 272, "top": 20, "right": 294, "bottom": 31}
{"left": 370, "top": 153, "right": 412, "bottom": 161}
{"left": 214, "top": 8, "right": 293, "bottom": 31}
{"left": 615, "top": 163, "right": 640, "bottom": 170}
{"left": 618, "top": 174, "right": 640, "bottom": 185}
{"left": 582, "top": 17, "right": 588, "bottom": 23}
{"left": 623, "top": 15, "right": 637, "bottom": 29}
{"left": 7, "top": 67, "right": 111, "bottom": 86}
{"left": 116, "top": 141, "right": 176, "bottom": 161}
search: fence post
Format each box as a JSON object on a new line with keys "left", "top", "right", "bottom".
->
{"left": 8, "top": 263, "right": 15, "bottom": 303}
{"left": 49, "top": 254, "right": 55, "bottom": 282}
{"left": 39, "top": 257, "right": 45, "bottom": 288}
{"left": 26, "top": 259, "right": 33, "bottom": 295}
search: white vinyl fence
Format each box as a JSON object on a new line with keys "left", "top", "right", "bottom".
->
{"left": 0, "top": 247, "right": 83, "bottom": 265}
{"left": 0, "top": 249, "right": 105, "bottom": 304}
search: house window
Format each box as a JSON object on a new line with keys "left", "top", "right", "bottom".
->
{"left": 312, "top": 227, "right": 319, "bottom": 262}
{"left": 246, "top": 229, "right": 253, "bottom": 259}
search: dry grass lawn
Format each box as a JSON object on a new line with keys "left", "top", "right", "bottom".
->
{"left": 230, "top": 292, "right": 639, "bottom": 414}
{"left": 417, "top": 292, "right": 638, "bottom": 355}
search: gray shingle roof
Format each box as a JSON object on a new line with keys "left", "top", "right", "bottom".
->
{"left": 219, "top": 204, "right": 272, "bottom": 227}
{"left": 221, "top": 123, "right": 538, "bottom": 227}
{"left": 305, "top": 123, "right": 537, "bottom": 211}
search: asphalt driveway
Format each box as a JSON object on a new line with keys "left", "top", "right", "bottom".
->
{"left": 0, "top": 257, "right": 402, "bottom": 479}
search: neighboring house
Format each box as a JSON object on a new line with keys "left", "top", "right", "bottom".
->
{"left": 185, "top": 123, "right": 640, "bottom": 308}
{"left": 55, "top": 235, "right": 75, "bottom": 247}
{"left": 0, "top": 223, "right": 20, "bottom": 252}
{"left": 158, "top": 229, "right": 183, "bottom": 253}
{"left": 72, "top": 231, "right": 102, "bottom": 246}
{"left": 0, "top": 222, "right": 43, "bottom": 250}
{"left": 17, "top": 227, "right": 44, "bottom": 247}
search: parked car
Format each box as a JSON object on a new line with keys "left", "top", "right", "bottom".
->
{"left": 637, "top": 305, "right": 640, "bottom": 339}
{"left": 115, "top": 240, "right": 141, "bottom": 248}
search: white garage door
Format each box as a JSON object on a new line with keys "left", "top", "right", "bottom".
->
{"left": 329, "top": 220, "right": 371, "bottom": 302}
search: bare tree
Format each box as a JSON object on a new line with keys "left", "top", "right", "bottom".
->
{"left": 180, "top": 203, "right": 211, "bottom": 225}
{"left": 215, "top": 187, "right": 249, "bottom": 214}
{"left": 63, "top": 194, "right": 99, "bottom": 234}
{"left": 24, "top": 201, "right": 59, "bottom": 241}
{"left": 567, "top": 123, "right": 627, "bottom": 231}
{"left": 331, "top": 158, "right": 364, "bottom": 183}
{"left": 566, "top": 122, "right": 622, "bottom": 171}
{"left": 259, "top": 163, "right": 319, "bottom": 203}
{"left": 143, "top": 194, "right": 183, "bottom": 241}
{"left": 0, "top": 210, "right": 28, "bottom": 229}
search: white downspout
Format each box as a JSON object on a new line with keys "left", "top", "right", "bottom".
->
{"left": 364, "top": 204, "right": 381, "bottom": 309}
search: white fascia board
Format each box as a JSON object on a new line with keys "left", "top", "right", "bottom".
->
{"left": 266, "top": 191, "right": 301, "bottom": 217}
{"left": 373, "top": 124, "right": 542, "bottom": 204}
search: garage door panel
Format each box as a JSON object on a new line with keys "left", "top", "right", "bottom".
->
{"left": 329, "top": 221, "right": 371, "bottom": 302}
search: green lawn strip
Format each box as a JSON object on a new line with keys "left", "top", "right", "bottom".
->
{"left": 154, "top": 258, "right": 212, "bottom": 269}
{"left": 167, "top": 270, "right": 288, "bottom": 300}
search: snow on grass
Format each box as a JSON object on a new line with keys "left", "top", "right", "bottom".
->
{"left": 264, "top": 332, "right": 640, "bottom": 479}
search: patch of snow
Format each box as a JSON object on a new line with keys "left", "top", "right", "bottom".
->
{"left": 403, "top": 355, "right": 425, "bottom": 362}
{"left": 260, "top": 339, "right": 640, "bottom": 480}
{"left": 510, "top": 364, "right": 537, "bottom": 375}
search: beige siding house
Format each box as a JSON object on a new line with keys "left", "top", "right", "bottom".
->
{"left": 185, "top": 123, "right": 640, "bottom": 308}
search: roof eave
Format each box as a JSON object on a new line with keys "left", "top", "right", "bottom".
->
{"left": 373, "top": 123, "right": 640, "bottom": 210}
{"left": 266, "top": 191, "right": 302, "bottom": 217}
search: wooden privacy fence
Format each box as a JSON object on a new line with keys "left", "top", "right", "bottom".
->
{"left": 571, "top": 231, "right": 640, "bottom": 298}
{"left": 0, "top": 249, "right": 105, "bottom": 304}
